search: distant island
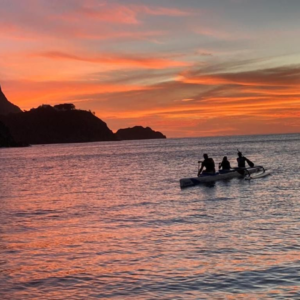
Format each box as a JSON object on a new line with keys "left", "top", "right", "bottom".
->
{"left": 116, "top": 126, "right": 166, "bottom": 140}
{"left": 0, "top": 86, "right": 167, "bottom": 147}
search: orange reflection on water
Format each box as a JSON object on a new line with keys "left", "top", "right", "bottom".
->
{"left": 1, "top": 139, "right": 300, "bottom": 299}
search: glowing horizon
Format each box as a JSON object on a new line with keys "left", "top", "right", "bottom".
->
{"left": 1, "top": 0, "right": 300, "bottom": 137}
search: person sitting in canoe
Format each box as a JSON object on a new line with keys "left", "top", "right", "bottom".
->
{"left": 198, "top": 154, "right": 216, "bottom": 176}
{"left": 219, "top": 156, "right": 231, "bottom": 171}
{"left": 237, "top": 151, "right": 254, "bottom": 168}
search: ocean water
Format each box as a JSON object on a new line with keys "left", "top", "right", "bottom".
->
{"left": 0, "top": 133, "right": 299, "bottom": 300}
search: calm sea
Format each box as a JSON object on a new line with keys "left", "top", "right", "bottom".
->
{"left": 1, "top": 134, "right": 299, "bottom": 299}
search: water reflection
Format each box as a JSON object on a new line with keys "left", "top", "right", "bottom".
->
{"left": 0, "top": 134, "right": 300, "bottom": 299}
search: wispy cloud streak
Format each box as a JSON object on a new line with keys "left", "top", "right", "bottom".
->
{"left": 36, "top": 51, "right": 190, "bottom": 69}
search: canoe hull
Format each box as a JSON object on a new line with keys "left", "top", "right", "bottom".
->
{"left": 180, "top": 167, "right": 267, "bottom": 188}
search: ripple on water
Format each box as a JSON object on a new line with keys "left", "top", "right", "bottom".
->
{"left": 0, "top": 134, "right": 300, "bottom": 299}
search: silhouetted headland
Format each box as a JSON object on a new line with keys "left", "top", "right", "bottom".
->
{"left": 116, "top": 126, "right": 166, "bottom": 140}
{"left": 0, "top": 86, "right": 167, "bottom": 145}
{"left": 0, "top": 120, "right": 29, "bottom": 147}
{"left": 0, "top": 85, "right": 22, "bottom": 115}
{"left": 0, "top": 104, "right": 117, "bottom": 144}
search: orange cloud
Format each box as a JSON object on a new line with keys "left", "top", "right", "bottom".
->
{"left": 36, "top": 51, "right": 190, "bottom": 69}
{"left": 2, "top": 79, "right": 151, "bottom": 109}
{"left": 65, "top": 62, "right": 300, "bottom": 136}
{"left": 0, "top": 19, "right": 167, "bottom": 42}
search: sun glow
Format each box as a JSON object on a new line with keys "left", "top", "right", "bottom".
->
{"left": 1, "top": 0, "right": 300, "bottom": 137}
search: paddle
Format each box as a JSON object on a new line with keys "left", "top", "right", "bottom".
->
{"left": 246, "top": 158, "right": 254, "bottom": 168}
{"left": 197, "top": 160, "right": 202, "bottom": 176}
{"left": 237, "top": 149, "right": 254, "bottom": 168}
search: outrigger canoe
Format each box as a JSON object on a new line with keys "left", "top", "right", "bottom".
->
{"left": 180, "top": 166, "right": 270, "bottom": 188}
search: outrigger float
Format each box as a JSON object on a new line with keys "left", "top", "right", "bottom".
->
{"left": 180, "top": 166, "right": 271, "bottom": 188}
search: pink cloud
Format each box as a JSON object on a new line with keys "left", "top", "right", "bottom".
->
{"left": 70, "top": 5, "right": 139, "bottom": 24}
{"left": 0, "top": 1, "right": 174, "bottom": 41}
{"left": 63, "top": 2, "right": 195, "bottom": 24}
{"left": 39, "top": 0, "right": 196, "bottom": 33}
{"left": 132, "top": 5, "right": 194, "bottom": 17}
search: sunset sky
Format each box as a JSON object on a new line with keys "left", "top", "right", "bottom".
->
{"left": 1, "top": 0, "right": 300, "bottom": 137}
